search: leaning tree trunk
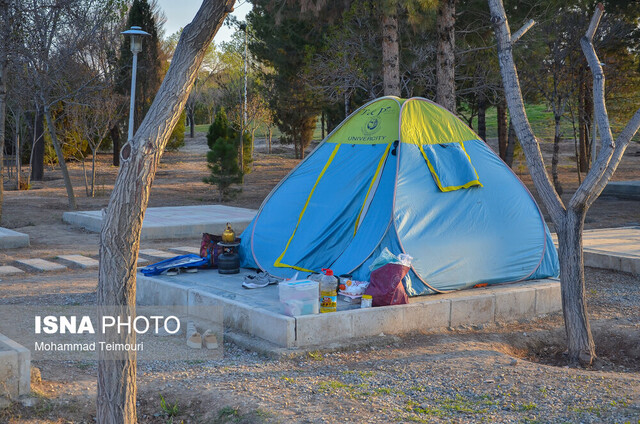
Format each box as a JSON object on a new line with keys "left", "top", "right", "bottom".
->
{"left": 381, "top": 12, "right": 400, "bottom": 96}
{"left": 489, "top": 0, "right": 640, "bottom": 366}
{"left": 43, "top": 106, "right": 77, "bottom": 210}
{"left": 436, "top": 0, "right": 456, "bottom": 112}
{"left": 97, "top": 1, "right": 234, "bottom": 423}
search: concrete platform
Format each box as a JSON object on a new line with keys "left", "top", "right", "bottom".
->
{"left": 57, "top": 254, "right": 99, "bottom": 269}
{"left": 139, "top": 249, "right": 175, "bottom": 261}
{"left": 582, "top": 227, "right": 640, "bottom": 275}
{"left": 137, "top": 269, "right": 561, "bottom": 350}
{"left": 0, "top": 266, "right": 24, "bottom": 277}
{"left": 601, "top": 180, "right": 640, "bottom": 200}
{"left": 63, "top": 205, "right": 256, "bottom": 240}
{"left": 0, "top": 228, "right": 29, "bottom": 249}
{"left": 0, "top": 333, "right": 30, "bottom": 398}
{"left": 14, "top": 259, "right": 67, "bottom": 273}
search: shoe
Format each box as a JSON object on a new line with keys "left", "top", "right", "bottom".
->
{"left": 186, "top": 321, "right": 201, "bottom": 349}
{"left": 242, "top": 271, "right": 282, "bottom": 289}
{"left": 203, "top": 330, "right": 218, "bottom": 349}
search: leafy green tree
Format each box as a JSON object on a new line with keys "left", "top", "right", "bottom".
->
{"left": 248, "top": 1, "right": 323, "bottom": 159}
{"left": 204, "top": 108, "right": 242, "bottom": 199}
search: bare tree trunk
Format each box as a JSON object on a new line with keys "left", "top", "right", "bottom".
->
{"left": 436, "top": 0, "right": 456, "bottom": 112}
{"left": 497, "top": 98, "right": 508, "bottom": 159}
{"left": 91, "top": 150, "right": 97, "bottom": 197}
{"left": 321, "top": 111, "right": 325, "bottom": 140}
{"left": 381, "top": 13, "right": 400, "bottom": 97}
{"left": 557, "top": 208, "right": 595, "bottom": 364}
{"left": 189, "top": 109, "right": 195, "bottom": 138}
{"left": 268, "top": 125, "right": 272, "bottom": 154}
{"left": 552, "top": 115, "right": 563, "bottom": 195}
{"left": 477, "top": 92, "right": 486, "bottom": 141}
{"left": 97, "top": 2, "right": 233, "bottom": 421}
{"left": 111, "top": 125, "right": 120, "bottom": 167}
{"left": 505, "top": 120, "right": 516, "bottom": 167}
{"left": 489, "top": 0, "right": 640, "bottom": 366}
{"left": 15, "top": 113, "right": 20, "bottom": 190}
{"left": 31, "top": 107, "right": 45, "bottom": 181}
{"left": 0, "top": 1, "right": 5, "bottom": 221}
{"left": 578, "top": 65, "right": 589, "bottom": 172}
{"left": 43, "top": 106, "right": 77, "bottom": 210}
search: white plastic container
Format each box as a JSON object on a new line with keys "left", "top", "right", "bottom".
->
{"left": 278, "top": 279, "right": 319, "bottom": 316}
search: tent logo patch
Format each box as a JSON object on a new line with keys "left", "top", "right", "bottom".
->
{"left": 362, "top": 118, "right": 381, "bottom": 135}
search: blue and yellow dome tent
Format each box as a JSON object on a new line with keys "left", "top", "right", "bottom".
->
{"left": 239, "top": 97, "right": 559, "bottom": 295}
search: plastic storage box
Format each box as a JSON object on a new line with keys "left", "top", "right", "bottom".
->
{"left": 278, "top": 279, "right": 319, "bottom": 316}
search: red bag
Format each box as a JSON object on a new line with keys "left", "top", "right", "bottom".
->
{"left": 200, "top": 233, "right": 222, "bottom": 268}
{"left": 365, "top": 263, "right": 409, "bottom": 306}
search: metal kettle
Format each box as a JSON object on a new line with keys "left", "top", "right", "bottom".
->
{"left": 222, "top": 223, "right": 236, "bottom": 243}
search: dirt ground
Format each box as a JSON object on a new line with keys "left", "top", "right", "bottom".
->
{"left": 0, "top": 134, "right": 639, "bottom": 423}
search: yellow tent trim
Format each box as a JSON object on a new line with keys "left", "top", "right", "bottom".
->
{"left": 354, "top": 141, "right": 393, "bottom": 236}
{"left": 274, "top": 144, "right": 341, "bottom": 270}
{"left": 419, "top": 143, "right": 482, "bottom": 192}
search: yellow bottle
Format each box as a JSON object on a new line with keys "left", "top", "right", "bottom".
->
{"left": 319, "top": 268, "right": 337, "bottom": 313}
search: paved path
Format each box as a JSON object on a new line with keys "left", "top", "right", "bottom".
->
{"left": 1, "top": 227, "right": 639, "bottom": 279}
{"left": 62, "top": 205, "right": 256, "bottom": 240}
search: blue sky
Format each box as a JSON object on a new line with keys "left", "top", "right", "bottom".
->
{"left": 155, "top": 0, "right": 252, "bottom": 44}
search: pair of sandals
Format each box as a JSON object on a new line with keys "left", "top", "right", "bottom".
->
{"left": 242, "top": 271, "right": 282, "bottom": 289}
{"left": 164, "top": 267, "right": 198, "bottom": 276}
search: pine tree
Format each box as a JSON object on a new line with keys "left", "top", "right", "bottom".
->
{"left": 203, "top": 108, "right": 243, "bottom": 200}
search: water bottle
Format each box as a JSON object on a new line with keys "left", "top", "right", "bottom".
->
{"left": 319, "top": 268, "right": 338, "bottom": 313}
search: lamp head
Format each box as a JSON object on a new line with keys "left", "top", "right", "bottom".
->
{"left": 121, "top": 26, "right": 150, "bottom": 54}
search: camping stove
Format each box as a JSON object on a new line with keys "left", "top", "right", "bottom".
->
{"left": 217, "top": 241, "right": 240, "bottom": 274}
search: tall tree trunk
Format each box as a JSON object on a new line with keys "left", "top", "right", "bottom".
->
{"left": 381, "top": 13, "right": 400, "bottom": 96}
{"left": 557, "top": 208, "right": 595, "bottom": 365}
{"left": 477, "top": 92, "right": 486, "bottom": 141}
{"left": 91, "top": 151, "right": 97, "bottom": 197}
{"left": 97, "top": 2, "right": 233, "bottom": 421}
{"left": 321, "top": 111, "right": 325, "bottom": 140}
{"left": 267, "top": 125, "right": 272, "bottom": 154}
{"left": 578, "top": 65, "right": 589, "bottom": 172}
{"left": 505, "top": 119, "right": 516, "bottom": 167}
{"left": 0, "top": 2, "right": 5, "bottom": 222}
{"left": 497, "top": 98, "right": 508, "bottom": 159}
{"left": 111, "top": 125, "right": 120, "bottom": 167}
{"left": 43, "top": 106, "right": 77, "bottom": 210}
{"left": 552, "top": 115, "right": 563, "bottom": 195}
{"left": 436, "top": 0, "right": 456, "bottom": 112}
{"left": 15, "top": 113, "right": 20, "bottom": 190}
{"left": 31, "top": 107, "right": 45, "bottom": 181}
{"left": 189, "top": 109, "right": 195, "bottom": 138}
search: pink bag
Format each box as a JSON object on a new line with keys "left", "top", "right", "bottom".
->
{"left": 364, "top": 263, "right": 409, "bottom": 306}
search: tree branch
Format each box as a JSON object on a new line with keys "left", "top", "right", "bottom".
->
{"left": 569, "top": 3, "right": 615, "bottom": 210}
{"left": 488, "top": 0, "right": 566, "bottom": 226}
{"left": 511, "top": 19, "right": 535, "bottom": 45}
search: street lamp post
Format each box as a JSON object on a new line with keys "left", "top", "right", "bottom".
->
{"left": 121, "top": 26, "right": 150, "bottom": 143}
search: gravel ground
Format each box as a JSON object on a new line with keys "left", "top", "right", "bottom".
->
{"left": 1, "top": 137, "right": 639, "bottom": 423}
{"left": 0, "top": 267, "right": 638, "bottom": 423}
